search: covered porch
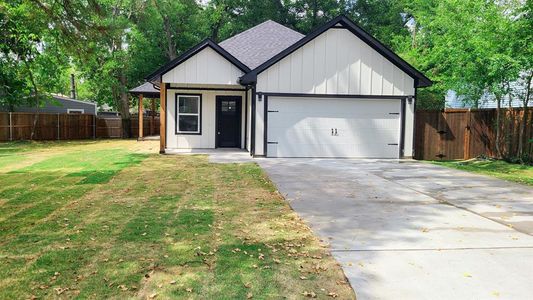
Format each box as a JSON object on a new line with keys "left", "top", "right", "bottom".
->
{"left": 159, "top": 83, "right": 251, "bottom": 153}
{"left": 142, "top": 38, "right": 253, "bottom": 154}
{"left": 129, "top": 82, "right": 160, "bottom": 140}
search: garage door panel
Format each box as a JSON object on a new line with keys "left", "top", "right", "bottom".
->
{"left": 269, "top": 128, "right": 397, "bottom": 145}
{"left": 269, "top": 142, "right": 398, "bottom": 158}
{"left": 269, "top": 115, "right": 398, "bottom": 129}
{"left": 267, "top": 97, "right": 401, "bottom": 158}
{"left": 268, "top": 98, "right": 399, "bottom": 114}
{"left": 269, "top": 112, "right": 398, "bottom": 121}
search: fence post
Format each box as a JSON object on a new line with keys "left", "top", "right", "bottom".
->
{"left": 93, "top": 115, "right": 96, "bottom": 139}
{"left": 57, "top": 113, "right": 60, "bottom": 140}
{"left": 9, "top": 112, "right": 13, "bottom": 141}
{"left": 464, "top": 109, "right": 471, "bottom": 159}
{"left": 438, "top": 111, "right": 445, "bottom": 159}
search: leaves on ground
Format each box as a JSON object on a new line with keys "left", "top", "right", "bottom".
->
{"left": 0, "top": 140, "right": 355, "bottom": 299}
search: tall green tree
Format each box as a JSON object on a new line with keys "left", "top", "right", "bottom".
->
{"left": 0, "top": 0, "right": 69, "bottom": 110}
{"left": 31, "top": 0, "right": 204, "bottom": 137}
{"left": 512, "top": 0, "right": 533, "bottom": 160}
{"left": 407, "top": 0, "right": 528, "bottom": 157}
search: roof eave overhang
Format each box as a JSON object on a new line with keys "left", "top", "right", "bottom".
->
{"left": 240, "top": 15, "right": 433, "bottom": 88}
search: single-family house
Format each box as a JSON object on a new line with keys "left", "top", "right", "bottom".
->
{"left": 146, "top": 15, "right": 432, "bottom": 158}
{"left": 1, "top": 94, "right": 97, "bottom": 115}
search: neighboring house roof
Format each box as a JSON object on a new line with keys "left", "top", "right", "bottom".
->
{"left": 145, "top": 39, "right": 250, "bottom": 82}
{"left": 0, "top": 94, "right": 97, "bottom": 114}
{"left": 129, "top": 82, "right": 160, "bottom": 98}
{"left": 240, "top": 15, "right": 432, "bottom": 88}
{"left": 219, "top": 20, "right": 305, "bottom": 69}
{"left": 51, "top": 94, "right": 97, "bottom": 106}
{"left": 446, "top": 90, "right": 533, "bottom": 109}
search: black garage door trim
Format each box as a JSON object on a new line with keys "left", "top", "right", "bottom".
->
{"left": 260, "top": 92, "right": 409, "bottom": 158}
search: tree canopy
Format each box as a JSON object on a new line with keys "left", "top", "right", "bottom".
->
{"left": 1, "top": 0, "right": 531, "bottom": 114}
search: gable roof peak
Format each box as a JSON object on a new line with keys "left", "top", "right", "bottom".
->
{"left": 240, "top": 14, "right": 432, "bottom": 88}
{"left": 145, "top": 38, "right": 250, "bottom": 82}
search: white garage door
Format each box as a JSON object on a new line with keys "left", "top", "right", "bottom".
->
{"left": 266, "top": 97, "right": 401, "bottom": 158}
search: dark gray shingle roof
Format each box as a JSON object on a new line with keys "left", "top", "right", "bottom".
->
{"left": 219, "top": 20, "right": 304, "bottom": 69}
{"left": 129, "top": 82, "right": 160, "bottom": 97}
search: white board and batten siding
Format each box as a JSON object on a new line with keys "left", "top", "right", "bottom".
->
{"left": 256, "top": 28, "right": 415, "bottom": 95}
{"left": 166, "top": 88, "right": 247, "bottom": 149}
{"left": 162, "top": 47, "right": 243, "bottom": 85}
{"left": 255, "top": 27, "right": 416, "bottom": 157}
{"left": 161, "top": 46, "right": 247, "bottom": 150}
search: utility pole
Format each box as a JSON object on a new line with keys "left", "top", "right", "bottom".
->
{"left": 70, "top": 74, "right": 77, "bottom": 99}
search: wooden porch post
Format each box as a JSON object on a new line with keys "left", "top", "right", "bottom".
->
{"left": 150, "top": 98, "right": 155, "bottom": 136}
{"left": 159, "top": 84, "right": 166, "bottom": 154}
{"left": 138, "top": 94, "right": 144, "bottom": 140}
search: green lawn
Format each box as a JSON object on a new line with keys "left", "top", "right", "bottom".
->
{"left": 0, "top": 140, "right": 354, "bottom": 299}
{"left": 433, "top": 159, "right": 533, "bottom": 186}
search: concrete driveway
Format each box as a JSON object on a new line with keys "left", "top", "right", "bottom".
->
{"left": 258, "top": 159, "right": 533, "bottom": 300}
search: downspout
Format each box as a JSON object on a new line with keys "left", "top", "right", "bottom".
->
{"left": 412, "top": 79, "right": 418, "bottom": 159}
{"left": 399, "top": 97, "right": 406, "bottom": 158}
{"left": 250, "top": 84, "right": 256, "bottom": 156}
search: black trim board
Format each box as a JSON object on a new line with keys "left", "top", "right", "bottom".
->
{"left": 412, "top": 80, "right": 418, "bottom": 158}
{"left": 250, "top": 85, "right": 257, "bottom": 156}
{"left": 164, "top": 83, "right": 169, "bottom": 151}
{"left": 262, "top": 93, "right": 406, "bottom": 158}
{"left": 399, "top": 98, "right": 406, "bottom": 157}
{"left": 263, "top": 95, "right": 268, "bottom": 156}
{"left": 175, "top": 93, "right": 202, "bottom": 135}
{"left": 240, "top": 15, "right": 432, "bottom": 88}
{"left": 145, "top": 38, "right": 250, "bottom": 82}
{"left": 129, "top": 91, "right": 161, "bottom": 98}
{"left": 167, "top": 86, "right": 246, "bottom": 91}
{"left": 244, "top": 88, "right": 248, "bottom": 151}
{"left": 257, "top": 92, "right": 408, "bottom": 99}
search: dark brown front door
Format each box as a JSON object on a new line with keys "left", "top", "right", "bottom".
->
{"left": 216, "top": 96, "right": 242, "bottom": 148}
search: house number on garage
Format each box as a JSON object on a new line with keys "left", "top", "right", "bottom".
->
{"left": 331, "top": 128, "right": 339, "bottom": 136}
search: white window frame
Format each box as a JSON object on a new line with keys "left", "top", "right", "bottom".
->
{"left": 67, "top": 108, "right": 84, "bottom": 114}
{"left": 176, "top": 94, "right": 201, "bottom": 135}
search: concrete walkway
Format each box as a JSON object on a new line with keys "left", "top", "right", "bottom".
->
{"left": 257, "top": 159, "right": 533, "bottom": 300}
{"left": 165, "top": 148, "right": 253, "bottom": 163}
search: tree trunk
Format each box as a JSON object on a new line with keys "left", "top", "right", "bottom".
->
{"left": 412, "top": 22, "right": 417, "bottom": 49}
{"left": 495, "top": 95, "right": 502, "bottom": 158}
{"left": 163, "top": 18, "right": 177, "bottom": 60}
{"left": 118, "top": 72, "right": 131, "bottom": 138}
{"left": 518, "top": 109, "right": 528, "bottom": 160}
{"left": 151, "top": 0, "right": 177, "bottom": 60}
{"left": 31, "top": 110, "right": 40, "bottom": 140}
{"left": 273, "top": 0, "right": 289, "bottom": 25}
{"left": 210, "top": 7, "right": 228, "bottom": 42}
{"left": 518, "top": 73, "right": 532, "bottom": 159}
{"left": 311, "top": 0, "right": 318, "bottom": 28}
{"left": 506, "top": 97, "right": 513, "bottom": 159}
{"left": 24, "top": 60, "right": 40, "bottom": 140}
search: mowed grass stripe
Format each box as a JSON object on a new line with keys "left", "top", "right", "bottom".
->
{"left": 0, "top": 145, "right": 149, "bottom": 298}
{"left": 0, "top": 141, "right": 355, "bottom": 299}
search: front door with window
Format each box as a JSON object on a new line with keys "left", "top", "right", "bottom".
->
{"left": 216, "top": 96, "right": 241, "bottom": 148}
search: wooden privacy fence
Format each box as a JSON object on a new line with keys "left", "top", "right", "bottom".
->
{"left": 0, "top": 112, "right": 159, "bottom": 141}
{"left": 415, "top": 108, "right": 533, "bottom": 160}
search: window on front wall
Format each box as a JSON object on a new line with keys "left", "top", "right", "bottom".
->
{"left": 176, "top": 94, "right": 201, "bottom": 134}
